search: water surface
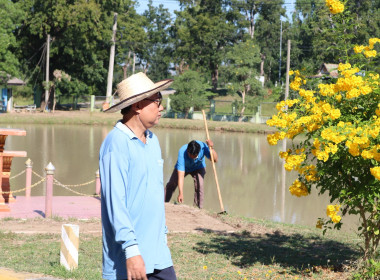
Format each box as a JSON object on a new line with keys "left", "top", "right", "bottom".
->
{"left": 4, "top": 123, "right": 358, "bottom": 230}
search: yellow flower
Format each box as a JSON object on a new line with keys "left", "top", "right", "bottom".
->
{"left": 353, "top": 45, "right": 365, "bottom": 54}
{"left": 325, "top": 0, "right": 344, "bottom": 14}
{"left": 267, "top": 131, "right": 286, "bottom": 146}
{"left": 289, "top": 179, "right": 309, "bottom": 197}
{"left": 338, "top": 63, "right": 351, "bottom": 71}
{"left": 326, "top": 204, "right": 340, "bottom": 221}
{"left": 203, "top": 266, "right": 208, "bottom": 270}
{"left": 326, "top": 205, "right": 335, "bottom": 216}
{"left": 364, "top": 50, "right": 377, "bottom": 58}
{"left": 330, "top": 108, "right": 341, "bottom": 120}
{"left": 318, "top": 83, "right": 335, "bottom": 96}
{"left": 284, "top": 154, "right": 306, "bottom": 171}
{"left": 369, "top": 38, "right": 380, "bottom": 49}
{"left": 361, "top": 150, "right": 374, "bottom": 159}
{"left": 370, "top": 167, "right": 380, "bottom": 180}
{"left": 360, "top": 85, "right": 373, "bottom": 95}
{"left": 331, "top": 215, "right": 342, "bottom": 223}
{"left": 346, "top": 140, "right": 361, "bottom": 156}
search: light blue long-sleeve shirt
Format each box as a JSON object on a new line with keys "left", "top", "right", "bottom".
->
{"left": 100, "top": 121, "right": 173, "bottom": 280}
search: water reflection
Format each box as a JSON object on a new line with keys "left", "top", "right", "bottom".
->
{"left": 5, "top": 123, "right": 358, "bottom": 230}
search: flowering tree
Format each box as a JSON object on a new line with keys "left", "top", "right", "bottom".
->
{"left": 266, "top": 0, "right": 380, "bottom": 260}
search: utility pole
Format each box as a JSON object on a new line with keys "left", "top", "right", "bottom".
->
{"left": 44, "top": 34, "right": 50, "bottom": 111}
{"left": 278, "top": 21, "right": 282, "bottom": 86}
{"left": 285, "top": 40, "right": 291, "bottom": 101}
{"left": 105, "top": 13, "right": 118, "bottom": 108}
{"left": 132, "top": 53, "right": 136, "bottom": 74}
{"left": 282, "top": 39, "right": 291, "bottom": 224}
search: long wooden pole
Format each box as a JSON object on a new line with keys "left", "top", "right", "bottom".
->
{"left": 202, "top": 110, "right": 225, "bottom": 213}
{"left": 106, "top": 13, "right": 118, "bottom": 103}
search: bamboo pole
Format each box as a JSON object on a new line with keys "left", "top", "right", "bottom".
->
{"left": 202, "top": 110, "right": 225, "bottom": 213}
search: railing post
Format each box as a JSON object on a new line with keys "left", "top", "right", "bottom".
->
{"left": 90, "top": 95, "right": 95, "bottom": 112}
{"left": 166, "top": 96, "right": 171, "bottom": 112}
{"left": 45, "top": 162, "right": 55, "bottom": 218}
{"left": 25, "top": 158, "right": 33, "bottom": 198}
{"left": 95, "top": 169, "right": 101, "bottom": 195}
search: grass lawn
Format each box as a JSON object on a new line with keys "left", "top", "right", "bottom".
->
{"left": 0, "top": 214, "right": 361, "bottom": 280}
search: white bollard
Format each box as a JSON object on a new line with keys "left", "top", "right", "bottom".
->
{"left": 60, "top": 224, "right": 79, "bottom": 270}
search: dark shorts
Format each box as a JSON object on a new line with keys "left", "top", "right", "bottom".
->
{"left": 147, "top": 266, "right": 177, "bottom": 280}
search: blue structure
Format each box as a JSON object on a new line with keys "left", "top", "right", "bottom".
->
{"left": 1, "top": 88, "right": 7, "bottom": 113}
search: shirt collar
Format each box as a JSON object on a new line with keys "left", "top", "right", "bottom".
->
{"left": 115, "top": 120, "right": 151, "bottom": 143}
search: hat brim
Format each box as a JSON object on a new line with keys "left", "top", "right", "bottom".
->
{"left": 104, "top": 79, "right": 173, "bottom": 113}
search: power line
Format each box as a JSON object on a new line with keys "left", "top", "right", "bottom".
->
{"left": 26, "top": 43, "right": 46, "bottom": 62}
{"left": 21, "top": 42, "right": 47, "bottom": 85}
{"left": 31, "top": 43, "right": 47, "bottom": 90}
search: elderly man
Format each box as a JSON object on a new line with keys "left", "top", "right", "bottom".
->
{"left": 99, "top": 73, "right": 177, "bottom": 280}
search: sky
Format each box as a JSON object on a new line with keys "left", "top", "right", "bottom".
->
{"left": 135, "top": 0, "right": 295, "bottom": 21}
{"left": 136, "top": 0, "right": 180, "bottom": 16}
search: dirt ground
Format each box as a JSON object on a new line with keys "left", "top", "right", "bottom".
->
{"left": 0, "top": 203, "right": 235, "bottom": 235}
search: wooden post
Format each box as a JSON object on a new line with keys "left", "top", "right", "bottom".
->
{"left": 95, "top": 169, "right": 101, "bottom": 195}
{"left": 2, "top": 156, "right": 16, "bottom": 203}
{"left": 25, "top": 158, "right": 33, "bottom": 198}
{"left": 0, "top": 135, "right": 5, "bottom": 210}
{"left": 45, "top": 162, "right": 55, "bottom": 218}
{"left": 60, "top": 224, "right": 79, "bottom": 270}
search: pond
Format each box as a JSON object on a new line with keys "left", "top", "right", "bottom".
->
{"left": 4, "top": 123, "right": 358, "bottom": 231}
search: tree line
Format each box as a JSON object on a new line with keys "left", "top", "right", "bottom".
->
{"left": 0, "top": 0, "right": 379, "bottom": 115}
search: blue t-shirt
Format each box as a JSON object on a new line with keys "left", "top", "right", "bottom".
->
{"left": 175, "top": 140, "right": 211, "bottom": 172}
{"left": 99, "top": 121, "right": 173, "bottom": 279}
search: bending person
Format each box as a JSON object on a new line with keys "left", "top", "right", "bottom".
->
{"left": 165, "top": 140, "right": 218, "bottom": 208}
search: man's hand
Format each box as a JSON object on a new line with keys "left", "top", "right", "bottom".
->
{"left": 177, "top": 170, "right": 185, "bottom": 204}
{"left": 126, "top": 255, "right": 147, "bottom": 280}
{"left": 177, "top": 192, "right": 184, "bottom": 203}
{"left": 206, "top": 139, "right": 214, "bottom": 148}
{"left": 205, "top": 139, "right": 218, "bottom": 162}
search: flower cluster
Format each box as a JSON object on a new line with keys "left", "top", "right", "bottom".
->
{"left": 326, "top": 205, "right": 342, "bottom": 223}
{"left": 354, "top": 38, "right": 380, "bottom": 58}
{"left": 267, "top": 59, "right": 380, "bottom": 181}
{"left": 279, "top": 149, "right": 306, "bottom": 171}
{"left": 370, "top": 166, "right": 380, "bottom": 180}
{"left": 266, "top": 39, "right": 379, "bottom": 231}
{"left": 289, "top": 179, "right": 309, "bottom": 197}
{"left": 325, "top": 0, "right": 344, "bottom": 14}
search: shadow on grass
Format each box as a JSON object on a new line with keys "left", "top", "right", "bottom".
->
{"left": 194, "top": 229, "right": 360, "bottom": 273}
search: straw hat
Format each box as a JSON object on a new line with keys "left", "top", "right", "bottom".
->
{"left": 105, "top": 72, "right": 173, "bottom": 113}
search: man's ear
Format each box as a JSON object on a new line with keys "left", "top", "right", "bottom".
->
{"left": 130, "top": 102, "right": 140, "bottom": 113}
